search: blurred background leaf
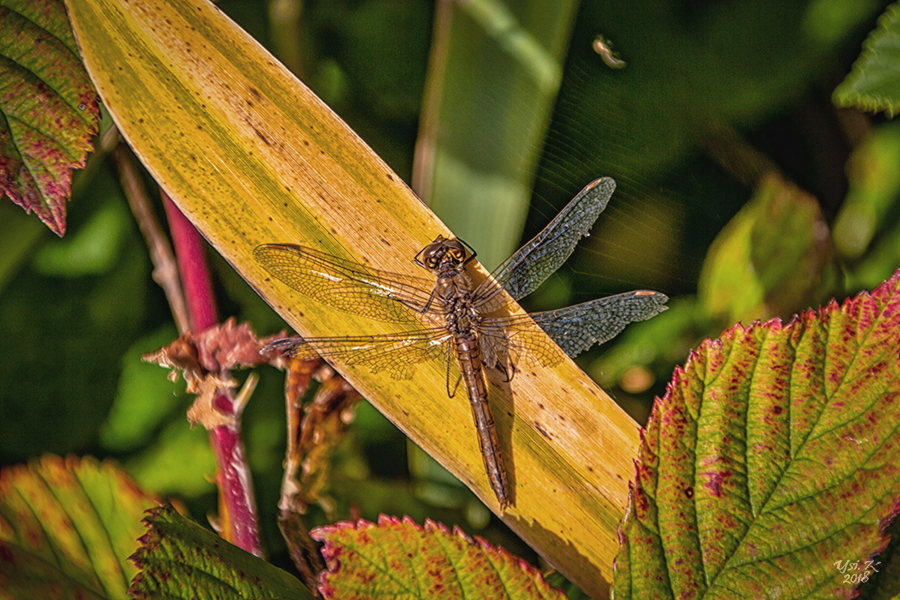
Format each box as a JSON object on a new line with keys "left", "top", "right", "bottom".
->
{"left": 414, "top": 0, "right": 580, "bottom": 269}
{"left": 4, "top": 0, "right": 900, "bottom": 593}
{"left": 0, "top": 456, "right": 158, "bottom": 600}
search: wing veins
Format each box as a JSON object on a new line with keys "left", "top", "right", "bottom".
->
{"left": 254, "top": 244, "right": 440, "bottom": 323}
{"left": 474, "top": 178, "right": 616, "bottom": 308}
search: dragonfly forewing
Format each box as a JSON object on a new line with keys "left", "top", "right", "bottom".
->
{"left": 475, "top": 177, "right": 616, "bottom": 310}
{"left": 254, "top": 244, "right": 439, "bottom": 322}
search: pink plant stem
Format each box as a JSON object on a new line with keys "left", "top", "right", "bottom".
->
{"left": 162, "top": 197, "right": 217, "bottom": 331}
{"left": 162, "top": 192, "right": 263, "bottom": 557}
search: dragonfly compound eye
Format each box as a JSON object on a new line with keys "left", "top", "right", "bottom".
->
{"left": 444, "top": 240, "right": 467, "bottom": 262}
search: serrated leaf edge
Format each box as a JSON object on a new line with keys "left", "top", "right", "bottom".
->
{"left": 311, "top": 514, "right": 565, "bottom": 599}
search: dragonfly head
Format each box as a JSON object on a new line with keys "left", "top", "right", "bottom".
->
{"left": 415, "top": 236, "right": 470, "bottom": 272}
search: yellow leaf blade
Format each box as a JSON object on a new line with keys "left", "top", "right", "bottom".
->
{"left": 65, "top": 0, "right": 638, "bottom": 594}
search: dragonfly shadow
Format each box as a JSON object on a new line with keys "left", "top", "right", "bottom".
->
{"left": 484, "top": 364, "right": 518, "bottom": 506}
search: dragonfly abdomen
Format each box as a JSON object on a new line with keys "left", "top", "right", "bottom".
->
{"left": 454, "top": 333, "right": 510, "bottom": 509}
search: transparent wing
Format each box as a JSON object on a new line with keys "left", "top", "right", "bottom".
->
{"left": 265, "top": 328, "right": 452, "bottom": 380}
{"left": 527, "top": 291, "right": 668, "bottom": 358}
{"left": 475, "top": 177, "right": 616, "bottom": 308}
{"left": 477, "top": 290, "right": 668, "bottom": 364}
{"left": 478, "top": 319, "right": 562, "bottom": 371}
{"left": 254, "top": 244, "right": 440, "bottom": 323}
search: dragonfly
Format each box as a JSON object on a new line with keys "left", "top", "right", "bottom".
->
{"left": 254, "top": 177, "right": 668, "bottom": 509}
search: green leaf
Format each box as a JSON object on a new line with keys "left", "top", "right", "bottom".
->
{"left": 415, "top": 0, "right": 579, "bottom": 269}
{"left": 123, "top": 420, "right": 216, "bottom": 498}
{"left": 129, "top": 504, "right": 309, "bottom": 599}
{"left": 31, "top": 198, "right": 130, "bottom": 276}
{"left": 101, "top": 327, "right": 186, "bottom": 451}
{"left": 614, "top": 271, "right": 900, "bottom": 598}
{"left": 0, "top": 455, "right": 158, "bottom": 600}
{"left": 833, "top": 120, "right": 900, "bottom": 261}
{"left": 834, "top": 2, "right": 900, "bottom": 117}
{"left": 0, "top": 0, "right": 100, "bottom": 235}
{"left": 698, "top": 174, "right": 840, "bottom": 326}
{"left": 311, "top": 515, "right": 567, "bottom": 600}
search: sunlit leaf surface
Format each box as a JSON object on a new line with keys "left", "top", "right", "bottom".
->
{"left": 615, "top": 271, "right": 900, "bottom": 598}
{"left": 129, "top": 504, "right": 309, "bottom": 599}
{"left": 834, "top": 3, "right": 900, "bottom": 117}
{"left": 0, "top": 455, "right": 157, "bottom": 600}
{"left": 699, "top": 174, "right": 840, "bottom": 325}
{"left": 0, "top": 0, "right": 99, "bottom": 235}
{"left": 312, "top": 515, "right": 567, "bottom": 600}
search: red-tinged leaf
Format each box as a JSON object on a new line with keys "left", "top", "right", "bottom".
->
{"left": 311, "top": 515, "right": 567, "bottom": 600}
{"left": 129, "top": 504, "right": 309, "bottom": 599}
{"left": 0, "top": 455, "right": 158, "bottom": 600}
{"left": 614, "top": 271, "right": 900, "bottom": 598}
{"left": 0, "top": 0, "right": 100, "bottom": 236}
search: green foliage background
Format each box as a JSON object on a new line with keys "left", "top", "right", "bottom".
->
{"left": 2, "top": 0, "right": 899, "bottom": 587}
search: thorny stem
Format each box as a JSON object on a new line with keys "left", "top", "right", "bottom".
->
{"left": 159, "top": 189, "right": 262, "bottom": 557}
{"left": 119, "top": 139, "right": 262, "bottom": 554}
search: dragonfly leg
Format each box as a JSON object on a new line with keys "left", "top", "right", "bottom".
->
{"left": 414, "top": 287, "right": 441, "bottom": 314}
{"left": 493, "top": 359, "right": 517, "bottom": 383}
{"left": 445, "top": 344, "right": 462, "bottom": 397}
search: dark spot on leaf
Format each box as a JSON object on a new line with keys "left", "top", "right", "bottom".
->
{"left": 703, "top": 469, "right": 731, "bottom": 497}
{"left": 0, "top": 544, "right": 15, "bottom": 566}
{"left": 250, "top": 125, "right": 270, "bottom": 145}
{"left": 685, "top": 486, "right": 694, "bottom": 499}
